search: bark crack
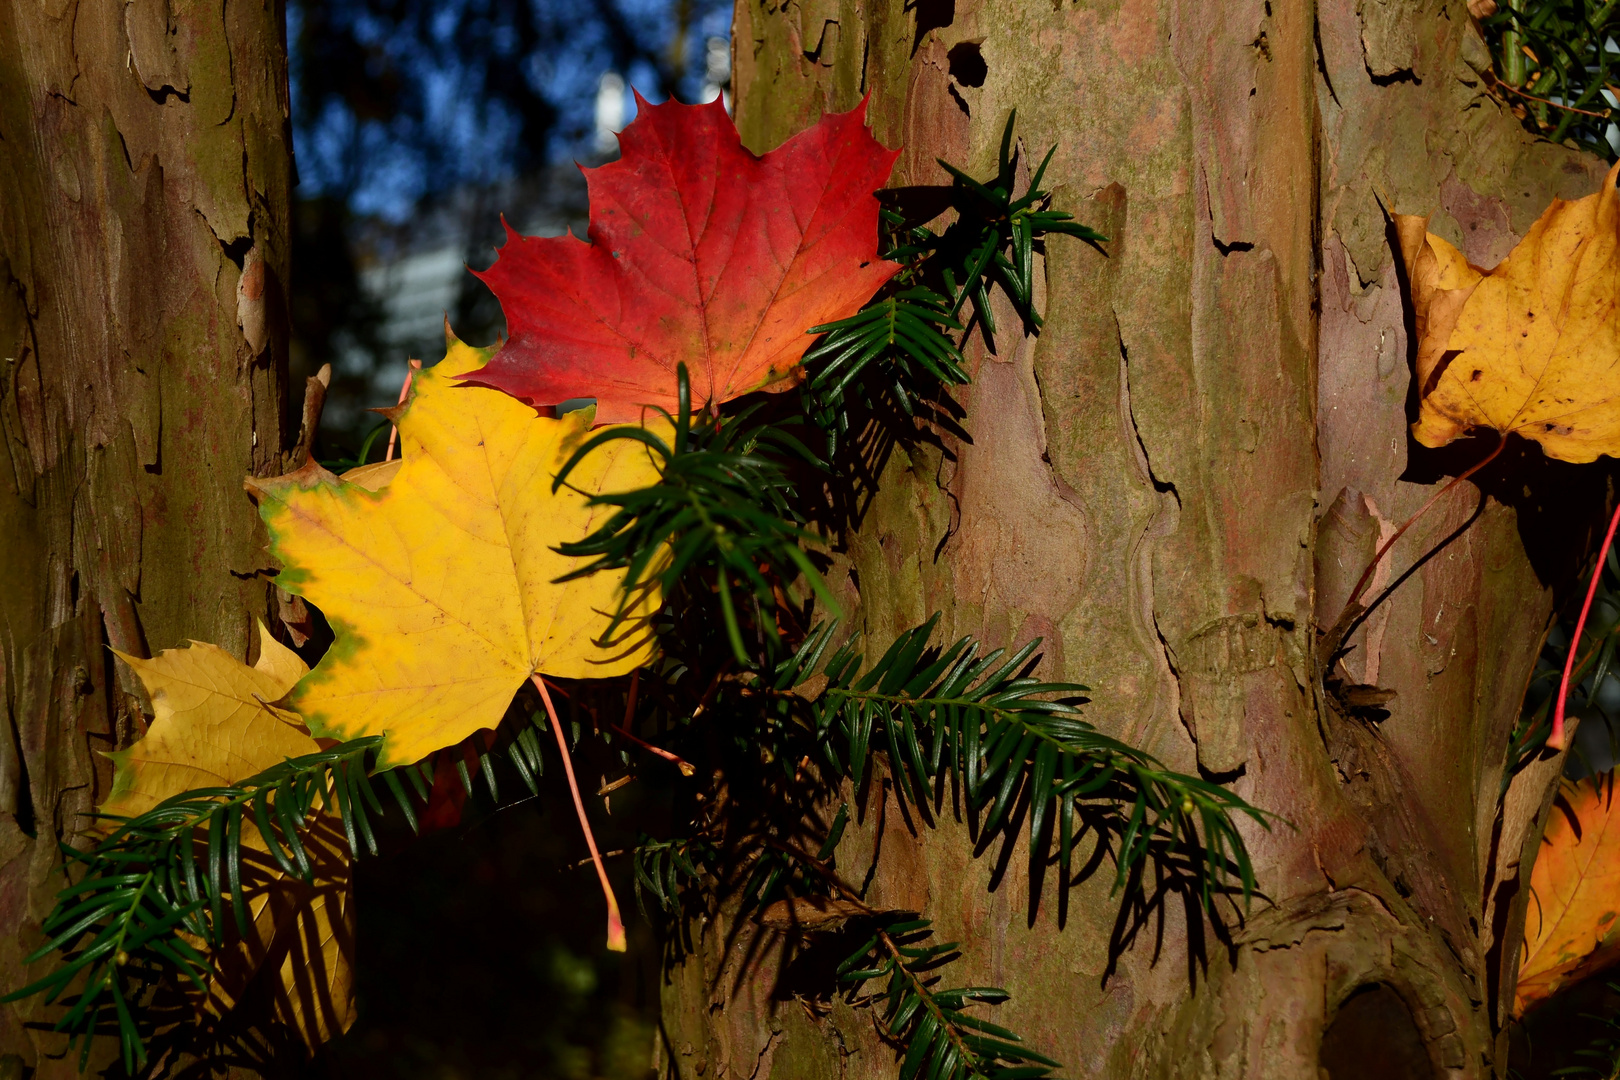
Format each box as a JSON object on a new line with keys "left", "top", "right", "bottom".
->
{"left": 1030, "top": 365, "right": 1086, "bottom": 520}
{"left": 746, "top": 1028, "right": 782, "bottom": 1080}
{"left": 217, "top": 0, "right": 240, "bottom": 127}
{"left": 1116, "top": 313, "right": 1184, "bottom": 746}
{"left": 1117, "top": 335, "right": 1176, "bottom": 503}
{"left": 1314, "top": 9, "right": 1341, "bottom": 106}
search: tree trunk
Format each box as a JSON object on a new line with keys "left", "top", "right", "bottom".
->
{"left": 0, "top": 1, "right": 291, "bottom": 1073}
{"left": 661, "top": 1, "right": 1616, "bottom": 1077}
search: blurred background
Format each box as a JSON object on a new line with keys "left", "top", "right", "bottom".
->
{"left": 286, "top": 0, "right": 732, "bottom": 445}
{"left": 281, "top": 2, "right": 730, "bottom": 1076}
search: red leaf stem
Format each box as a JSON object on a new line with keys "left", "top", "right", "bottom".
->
{"left": 1550, "top": 499, "right": 1620, "bottom": 751}
{"left": 607, "top": 723, "right": 695, "bottom": 776}
{"left": 606, "top": 669, "right": 695, "bottom": 775}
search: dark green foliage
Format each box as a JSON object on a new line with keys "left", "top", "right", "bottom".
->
{"left": 778, "top": 616, "right": 1268, "bottom": 907}
{"left": 1482, "top": 0, "right": 1620, "bottom": 161}
{"left": 802, "top": 287, "right": 967, "bottom": 429}
{"left": 634, "top": 813, "right": 1066, "bottom": 1078}
{"left": 624, "top": 615, "right": 1267, "bottom": 1080}
{"left": 551, "top": 362, "right": 836, "bottom": 666}
{"left": 1, "top": 738, "right": 420, "bottom": 1071}
{"left": 631, "top": 835, "right": 715, "bottom": 917}
{"left": 556, "top": 121, "right": 1259, "bottom": 1079}
{"left": 802, "top": 113, "right": 1106, "bottom": 450}
{"left": 1539, "top": 981, "right": 1620, "bottom": 1077}
{"left": 838, "top": 915, "right": 1061, "bottom": 1080}
{"left": 1508, "top": 544, "right": 1620, "bottom": 787}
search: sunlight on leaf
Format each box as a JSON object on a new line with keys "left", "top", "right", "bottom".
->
{"left": 1398, "top": 161, "right": 1620, "bottom": 463}
{"left": 460, "top": 96, "right": 901, "bottom": 423}
{"left": 1516, "top": 776, "right": 1620, "bottom": 1015}
{"left": 106, "top": 623, "right": 354, "bottom": 1049}
{"left": 245, "top": 336, "right": 666, "bottom": 768}
{"left": 103, "top": 623, "right": 313, "bottom": 820}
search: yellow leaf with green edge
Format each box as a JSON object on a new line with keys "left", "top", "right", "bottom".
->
{"left": 103, "top": 622, "right": 313, "bottom": 822}
{"left": 1401, "top": 161, "right": 1620, "bottom": 463}
{"left": 106, "top": 624, "right": 355, "bottom": 1050}
{"left": 244, "top": 337, "right": 664, "bottom": 768}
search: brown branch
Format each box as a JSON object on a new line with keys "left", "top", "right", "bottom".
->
{"left": 1485, "top": 69, "right": 1616, "bottom": 118}
{"left": 1320, "top": 432, "right": 1506, "bottom": 664}
{"left": 289, "top": 363, "right": 331, "bottom": 469}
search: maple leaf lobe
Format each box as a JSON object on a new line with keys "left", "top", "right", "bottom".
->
{"left": 461, "top": 94, "right": 901, "bottom": 424}
{"left": 103, "top": 629, "right": 355, "bottom": 1048}
{"left": 1403, "top": 160, "right": 1620, "bottom": 463}
{"left": 247, "top": 339, "right": 664, "bottom": 769}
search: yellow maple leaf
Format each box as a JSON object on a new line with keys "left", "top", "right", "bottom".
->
{"left": 1399, "top": 161, "right": 1620, "bottom": 463}
{"left": 104, "top": 625, "right": 313, "bottom": 821}
{"left": 1516, "top": 778, "right": 1620, "bottom": 1015}
{"left": 244, "top": 337, "right": 664, "bottom": 768}
{"left": 106, "top": 623, "right": 354, "bottom": 1049}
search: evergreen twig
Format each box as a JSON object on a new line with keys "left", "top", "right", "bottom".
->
{"left": 1483, "top": 0, "right": 1620, "bottom": 158}
{"left": 551, "top": 363, "right": 836, "bottom": 666}
{"left": 775, "top": 617, "right": 1270, "bottom": 907}
{"left": 801, "top": 112, "right": 1106, "bottom": 450}
{"left": 1, "top": 737, "right": 420, "bottom": 1070}
{"left": 772, "top": 838, "right": 1061, "bottom": 1080}
{"left": 1551, "top": 981, "right": 1620, "bottom": 1076}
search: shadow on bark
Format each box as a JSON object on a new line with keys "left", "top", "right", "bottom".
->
{"left": 675, "top": 727, "right": 1254, "bottom": 1014}
{"left": 1382, "top": 213, "right": 1619, "bottom": 604}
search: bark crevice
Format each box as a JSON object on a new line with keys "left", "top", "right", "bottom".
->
{"left": 685, "top": 1, "right": 1607, "bottom": 1076}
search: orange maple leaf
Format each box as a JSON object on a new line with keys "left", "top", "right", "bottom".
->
{"left": 1516, "top": 777, "right": 1620, "bottom": 1014}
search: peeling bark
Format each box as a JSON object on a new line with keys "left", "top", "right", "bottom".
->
{"left": 0, "top": 1, "right": 290, "bottom": 1073}
{"left": 671, "top": 1, "right": 1615, "bottom": 1076}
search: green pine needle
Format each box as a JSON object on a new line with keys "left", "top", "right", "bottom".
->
{"left": 799, "top": 112, "right": 1108, "bottom": 450}
{"left": 3, "top": 737, "right": 424, "bottom": 1064}
{"left": 777, "top": 616, "right": 1271, "bottom": 909}
{"left": 551, "top": 362, "right": 839, "bottom": 667}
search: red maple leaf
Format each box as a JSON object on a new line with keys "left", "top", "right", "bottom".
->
{"left": 459, "top": 95, "right": 901, "bottom": 423}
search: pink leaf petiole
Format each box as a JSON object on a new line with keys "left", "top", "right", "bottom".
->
{"left": 532, "top": 673, "right": 627, "bottom": 951}
{"left": 1549, "top": 499, "right": 1620, "bottom": 751}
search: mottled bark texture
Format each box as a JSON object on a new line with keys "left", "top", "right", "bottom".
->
{"left": 0, "top": 1, "right": 290, "bottom": 1073}
{"left": 660, "top": 2, "right": 1615, "bottom": 1077}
